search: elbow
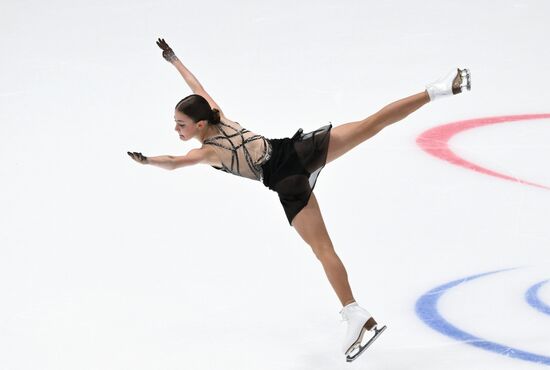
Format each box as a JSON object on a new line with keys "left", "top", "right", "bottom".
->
{"left": 168, "top": 158, "right": 177, "bottom": 171}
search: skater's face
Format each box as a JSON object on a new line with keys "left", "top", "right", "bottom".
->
{"left": 174, "top": 110, "right": 207, "bottom": 141}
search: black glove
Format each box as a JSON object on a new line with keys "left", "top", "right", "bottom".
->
{"left": 127, "top": 151, "right": 148, "bottom": 164}
{"left": 156, "top": 38, "right": 178, "bottom": 63}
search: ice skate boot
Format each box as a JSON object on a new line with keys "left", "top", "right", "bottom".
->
{"left": 339, "top": 302, "right": 387, "bottom": 362}
{"left": 426, "top": 67, "right": 471, "bottom": 101}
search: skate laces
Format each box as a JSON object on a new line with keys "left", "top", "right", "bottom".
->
{"left": 340, "top": 302, "right": 360, "bottom": 322}
{"left": 339, "top": 305, "right": 357, "bottom": 322}
{"left": 339, "top": 304, "right": 371, "bottom": 323}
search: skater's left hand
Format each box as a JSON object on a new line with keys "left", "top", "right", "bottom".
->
{"left": 127, "top": 151, "right": 149, "bottom": 164}
{"left": 156, "top": 38, "right": 178, "bottom": 63}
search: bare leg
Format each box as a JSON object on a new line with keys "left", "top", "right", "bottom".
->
{"left": 375, "top": 90, "right": 431, "bottom": 128}
{"left": 291, "top": 192, "right": 357, "bottom": 307}
{"left": 292, "top": 93, "right": 432, "bottom": 308}
{"left": 326, "top": 90, "right": 431, "bottom": 165}
{"left": 317, "top": 250, "right": 357, "bottom": 307}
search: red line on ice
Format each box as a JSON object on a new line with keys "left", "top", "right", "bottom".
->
{"left": 416, "top": 114, "right": 550, "bottom": 190}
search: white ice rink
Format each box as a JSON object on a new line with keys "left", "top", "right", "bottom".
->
{"left": 1, "top": 0, "right": 549, "bottom": 369}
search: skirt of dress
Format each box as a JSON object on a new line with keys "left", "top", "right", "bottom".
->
{"left": 260, "top": 123, "right": 332, "bottom": 226}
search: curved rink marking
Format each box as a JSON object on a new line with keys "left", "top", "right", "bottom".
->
{"left": 526, "top": 279, "right": 550, "bottom": 316}
{"left": 416, "top": 114, "right": 550, "bottom": 190}
{"left": 415, "top": 269, "right": 550, "bottom": 366}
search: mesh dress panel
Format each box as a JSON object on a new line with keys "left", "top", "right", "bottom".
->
{"left": 203, "top": 117, "right": 272, "bottom": 182}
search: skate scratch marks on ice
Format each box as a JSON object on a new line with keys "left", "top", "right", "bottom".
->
{"left": 415, "top": 268, "right": 550, "bottom": 366}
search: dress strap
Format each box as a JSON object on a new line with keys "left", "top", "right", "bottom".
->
{"left": 291, "top": 128, "right": 304, "bottom": 141}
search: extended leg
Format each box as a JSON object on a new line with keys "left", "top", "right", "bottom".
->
{"left": 325, "top": 90, "right": 430, "bottom": 165}
{"left": 326, "top": 67, "right": 472, "bottom": 166}
{"left": 374, "top": 90, "right": 430, "bottom": 128}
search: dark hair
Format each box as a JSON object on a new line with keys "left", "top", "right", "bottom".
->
{"left": 175, "top": 94, "right": 221, "bottom": 125}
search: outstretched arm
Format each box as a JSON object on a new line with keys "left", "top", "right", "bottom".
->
{"left": 156, "top": 38, "right": 226, "bottom": 118}
{"left": 127, "top": 148, "right": 208, "bottom": 170}
{"left": 128, "top": 152, "right": 173, "bottom": 170}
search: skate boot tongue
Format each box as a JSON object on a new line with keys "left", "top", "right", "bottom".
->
{"left": 343, "top": 302, "right": 366, "bottom": 315}
{"left": 343, "top": 302, "right": 359, "bottom": 310}
{"left": 340, "top": 302, "right": 373, "bottom": 324}
{"left": 339, "top": 302, "right": 359, "bottom": 321}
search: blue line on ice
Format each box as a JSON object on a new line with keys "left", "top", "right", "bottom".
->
{"left": 415, "top": 269, "right": 550, "bottom": 366}
{"left": 526, "top": 279, "right": 550, "bottom": 316}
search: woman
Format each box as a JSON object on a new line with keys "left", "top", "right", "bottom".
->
{"left": 128, "top": 38, "right": 471, "bottom": 362}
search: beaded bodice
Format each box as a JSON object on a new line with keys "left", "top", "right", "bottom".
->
{"left": 202, "top": 117, "right": 272, "bottom": 182}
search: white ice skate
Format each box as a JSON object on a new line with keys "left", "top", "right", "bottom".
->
{"left": 426, "top": 67, "right": 471, "bottom": 101}
{"left": 339, "top": 302, "right": 387, "bottom": 362}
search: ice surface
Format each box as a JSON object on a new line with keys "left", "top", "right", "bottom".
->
{"left": 1, "top": 0, "right": 549, "bottom": 369}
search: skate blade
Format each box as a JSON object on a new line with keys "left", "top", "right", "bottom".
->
{"left": 344, "top": 319, "right": 374, "bottom": 357}
{"left": 459, "top": 68, "right": 472, "bottom": 91}
{"left": 345, "top": 325, "right": 387, "bottom": 363}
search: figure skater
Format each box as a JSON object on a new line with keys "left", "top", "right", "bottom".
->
{"left": 127, "top": 38, "right": 471, "bottom": 362}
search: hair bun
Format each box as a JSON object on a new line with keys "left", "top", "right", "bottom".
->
{"left": 210, "top": 108, "right": 221, "bottom": 124}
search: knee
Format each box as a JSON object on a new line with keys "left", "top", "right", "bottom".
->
{"left": 361, "top": 113, "right": 388, "bottom": 136}
{"left": 312, "top": 243, "right": 336, "bottom": 260}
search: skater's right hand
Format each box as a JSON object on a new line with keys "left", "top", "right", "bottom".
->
{"left": 156, "top": 38, "right": 178, "bottom": 63}
{"left": 127, "top": 151, "right": 149, "bottom": 165}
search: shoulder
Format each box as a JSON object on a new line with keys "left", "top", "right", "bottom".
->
{"left": 199, "top": 145, "right": 222, "bottom": 167}
{"left": 218, "top": 116, "right": 245, "bottom": 133}
{"left": 171, "top": 147, "right": 213, "bottom": 170}
{"left": 179, "top": 147, "right": 210, "bottom": 165}
{"left": 219, "top": 115, "right": 240, "bottom": 126}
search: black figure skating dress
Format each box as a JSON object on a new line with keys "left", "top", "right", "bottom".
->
{"left": 203, "top": 116, "right": 332, "bottom": 226}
